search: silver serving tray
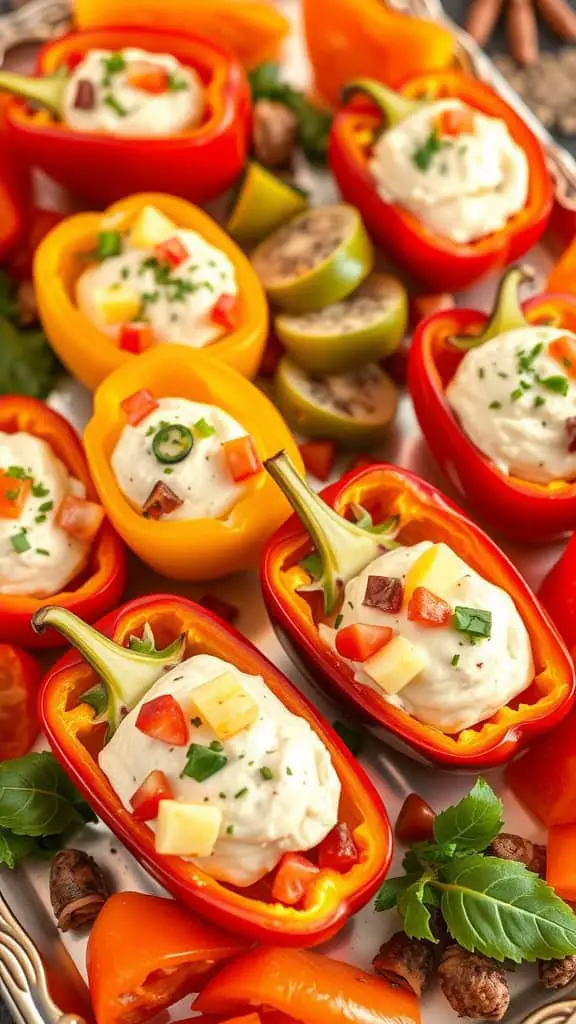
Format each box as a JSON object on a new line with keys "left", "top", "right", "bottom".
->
{"left": 0, "top": 2, "right": 574, "bottom": 1022}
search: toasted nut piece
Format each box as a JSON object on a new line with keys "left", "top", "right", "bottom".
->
{"left": 50, "top": 849, "right": 109, "bottom": 931}
{"left": 438, "top": 944, "right": 510, "bottom": 1021}
{"left": 252, "top": 99, "right": 299, "bottom": 169}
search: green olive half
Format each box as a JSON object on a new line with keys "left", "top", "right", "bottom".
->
{"left": 274, "top": 272, "right": 408, "bottom": 374}
{"left": 252, "top": 204, "right": 374, "bottom": 314}
{"left": 226, "top": 163, "right": 308, "bottom": 248}
{"left": 275, "top": 356, "right": 398, "bottom": 448}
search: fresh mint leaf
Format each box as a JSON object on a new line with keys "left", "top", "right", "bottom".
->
{"left": 0, "top": 829, "right": 36, "bottom": 868}
{"left": 433, "top": 778, "right": 503, "bottom": 852}
{"left": 412, "top": 839, "right": 461, "bottom": 865}
{"left": 397, "top": 877, "right": 437, "bottom": 942}
{"left": 375, "top": 873, "right": 419, "bottom": 912}
{"left": 0, "top": 316, "right": 60, "bottom": 399}
{"left": 0, "top": 752, "right": 89, "bottom": 836}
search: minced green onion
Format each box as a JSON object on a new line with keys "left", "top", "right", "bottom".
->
{"left": 194, "top": 418, "right": 216, "bottom": 438}
{"left": 259, "top": 766, "right": 274, "bottom": 781}
{"left": 452, "top": 606, "right": 492, "bottom": 640}
{"left": 10, "top": 531, "right": 30, "bottom": 554}
{"left": 181, "top": 743, "right": 227, "bottom": 782}
{"left": 96, "top": 230, "right": 122, "bottom": 260}
{"left": 540, "top": 375, "right": 569, "bottom": 396}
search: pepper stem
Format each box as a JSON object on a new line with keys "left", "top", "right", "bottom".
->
{"left": 32, "top": 607, "right": 187, "bottom": 733}
{"left": 341, "top": 78, "right": 423, "bottom": 128}
{"left": 451, "top": 265, "right": 533, "bottom": 351}
{"left": 265, "top": 450, "right": 397, "bottom": 614}
{"left": 0, "top": 71, "right": 67, "bottom": 116}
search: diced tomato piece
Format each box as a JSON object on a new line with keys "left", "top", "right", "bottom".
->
{"left": 0, "top": 471, "right": 31, "bottom": 519}
{"left": 271, "top": 853, "right": 319, "bottom": 906}
{"left": 118, "top": 323, "right": 155, "bottom": 353}
{"left": 407, "top": 586, "right": 451, "bottom": 627}
{"left": 56, "top": 496, "right": 105, "bottom": 543}
{"left": 136, "top": 695, "right": 188, "bottom": 746}
{"left": 299, "top": 440, "right": 336, "bottom": 482}
{"left": 142, "top": 481, "right": 183, "bottom": 520}
{"left": 549, "top": 335, "right": 576, "bottom": 379}
{"left": 120, "top": 388, "right": 159, "bottom": 425}
{"left": 199, "top": 594, "right": 239, "bottom": 625}
{"left": 395, "top": 793, "right": 436, "bottom": 844}
{"left": 127, "top": 64, "right": 169, "bottom": 94}
{"left": 435, "top": 108, "right": 475, "bottom": 136}
{"left": 154, "top": 236, "right": 189, "bottom": 269}
{"left": 318, "top": 823, "right": 360, "bottom": 871}
{"left": 223, "top": 436, "right": 262, "bottom": 482}
{"left": 211, "top": 294, "right": 239, "bottom": 331}
{"left": 335, "top": 623, "right": 393, "bottom": 662}
{"left": 130, "top": 770, "right": 173, "bottom": 821}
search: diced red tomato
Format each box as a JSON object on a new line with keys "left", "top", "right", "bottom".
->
{"left": 199, "top": 594, "right": 239, "bottom": 625}
{"left": 299, "top": 440, "right": 336, "bottom": 482}
{"left": 318, "top": 823, "right": 360, "bottom": 871}
{"left": 136, "top": 695, "right": 188, "bottom": 746}
{"left": 0, "top": 471, "right": 31, "bottom": 519}
{"left": 271, "top": 853, "right": 319, "bottom": 906}
{"left": 395, "top": 793, "right": 436, "bottom": 843}
{"left": 223, "top": 436, "right": 262, "bottom": 482}
{"left": 130, "top": 770, "right": 173, "bottom": 821}
{"left": 435, "top": 108, "right": 474, "bottom": 136}
{"left": 549, "top": 335, "right": 576, "bottom": 379}
{"left": 118, "top": 323, "right": 154, "bottom": 353}
{"left": 142, "top": 481, "right": 183, "bottom": 520}
{"left": 211, "top": 294, "right": 239, "bottom": 331}
{"left": 154, "top": 236, "right": 189, "bottom": 269}
{"left": 335, "top": 623, "right": 393, "bottom": 662}
{"left": 56, "top": 496, "right": 105, "bottom": 543}
{"left": 127, "top": 64, "right": 169, "bottom": 94}
{"left": 120, "top": 388, "right": 159, "bottom": 425}
{"left": 407, "top": 587, "right": 451, "bottom": 627}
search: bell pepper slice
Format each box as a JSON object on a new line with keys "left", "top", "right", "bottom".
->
{"left": 195, "top": 946, "right": 420, "bottom": 1023}
{"left": 261, "top": 451, "right": 575, "bottom": 769}
{"left": 118, "top": 324, "right": 155, "bottom": 354}
{"left": 407, "top": 587, "right": 451, "bottom": 627}
{"left": 548, "top": 233, "right": 576, "bottom": 295}
{"left": 0, "top": 644, "right": 41, "bottom": 759}
{"left": 5, "top": 27, "right": 250, "bottom": 207}
{"left": 271, "top": 853, "right": 319, "bottom": 906}
{"left": 36, "top": 594, "right": 392, "bottom": 944}
{"left": 154, "top": 235, "right": 189, "bottom": 268}
{"left": 506, "top": 706, "right": 576, "bottom": 827}
{"left": 408, "top": 266, "right": 576, "bottom": 541}
{"left": 538, "top": 535, "right": 576, "bottom": 651}
{"left": 83, "top": 344, "right": 301, "bottom": 581}
{"left": 335, "top": 623, "right": 393, "bottom": 661}
{"left": 222, "top": 436, "right": 262, "bottom": 483}
{"left": 86, "top": 891, "right": 246, "bottom": 1024}
{"left": 329, "top": 72, "right": 553, "bottom": 291}
{"left": 0, "top": 395, "right": 126, "bottom": 648}
{"left": 34, "top": 193, "right": 268, "bottom": 390}
{"left": 299, "top": 441, "right": 336, "bottom": 483}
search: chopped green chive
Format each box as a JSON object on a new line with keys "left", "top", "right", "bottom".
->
{"left": 489, "top": 401, "right": 501, "bottom": 410}
{"left": 38, "top": 500, "right": 53, "bottom": 513}
{"left": 194, "top": 418, "right": 217, "bottom": 438}
{"left": 235, "top": 787, "right": 248, "bottom": 799}
{"left": 286, "top": 766, "right": 293, "bottom": 776}
{"left": 478, "top": 367, "right": 485, "bottom": 379}
{"left": 226, "top": 824, "right": 234, "bottom": 835}
{"left": 452, "top": 605, "right": 492, "bottom": 641}
{"left": 35, "top": 548, "right": 50, "bottom": 556}
{"left": 34, "top": 514, "right": 47, "bottom": 524}
{"left": 412, "top": 129, "right": 442, "bottom": 171}
{"left": 534, "top": 395, "right": 546, "bottom": 408}
{"left": 259, "top": 766, "right": 274, "bottom": 781}
{"left": 10, "top": 531, "right": 30, "bottom": 554}
{"left": 334, "top": 613, "right": 344, "bottom": 629}
{"left": 96, "top": 230, "right": 122, "bottom": 260}
{"left": 167, "top": 72, "right": 189, "bottom": 91}
{"left": 219, "top": 792, "right": 226, "bottom": 799}
{"left": 181, "top": 743, "right": 227, "bottom": 782}
{"left": 6, "top": 466, "right": 27, "bottom": 479}
{"left": 510, "top": 388, "right": 523, "bottom": 402}
{"left": 541, "top": 375, "right": 569, "bottom": 396}
{"left": 451, "top": 654, "right": 460, "bottom": 666}
{"left": 103, "top": 94, "right": 129, "bottom": 118}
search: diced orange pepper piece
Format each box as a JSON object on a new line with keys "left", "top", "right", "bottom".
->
{"left": 435, "top": 108, "right": 475, "bottom": 137}
{"left": 0, "top": 471, "right": 31, "bottom": 519}
{"left": 548, "top": 335, "right": 576, "bottom": 378}
{"left": 546, "top": 823, "right": 576, "bottom": 901}
{"left": 57, "top": 495, "right": 105, "bottom": 543}
{"left": 127, "top": 65, "right": 169, "bottom": 94}
{"left": 223, "top": 436, "right": 261, "bottom": 482}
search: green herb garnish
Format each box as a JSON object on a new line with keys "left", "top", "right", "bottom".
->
{"left": 235, "top": 787, "right": 248, "bottom": 799}
{"left": 452, "top": 606, "right": 492, "bottom": 640}
{"left": 181, "top": 743, "right": 227, "bottom": 782}
{"left": 35, "top": 548, "right": 50, "bottom": 556}
{"left": 412, "top": 129, "right": 442, "bottom": 171}
{"left": 10, "top": 530, "right": 30, "bottom": 554}
{"left": 104, "top": 94, "right": 129, "bottom": 118}
{"left": 451, "top": 654, "right": 460, "bottom": 666}
{"left": 96, "top": 230, "right": 122, "bottom": 260}
{"left": 489, "top": 401, "right": 501, "bottom": 409}
{"left": 248, "top": 62, "right": 332, "bottom": 165}
{"left": 259, "top": 766, "right": 274, "bottom": 781}
{"left": 167, "top": 72, "right": 189, "bottom": 91}
{"left": 510, "top": 388, "right": 523, "bottom": 402}
{"left": 194, "top": 418, "right": 216, "bottom": 438}
{"left": 540, "top": 375, "right": 569, "bottom": 396}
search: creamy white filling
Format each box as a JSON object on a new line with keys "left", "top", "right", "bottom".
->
{"left": 320, "top": 540, "right": 533, "bottom": 733}
{"left": 63, "top": 48, "right": 204, "bottom": 137}
{"left": 99, "top": 653, "right": 341, "bottom": 886}
{"left": 447, "top": 326, "right": 576, "bottom": 484}
{"left": 111, "top": 396, "right": 249, "bottom": 520}
{"left": 369, "top": 99, "right": 529, "bottom": 244}
{"left": 0, "top": 432, "right": 89, "bottom": 597}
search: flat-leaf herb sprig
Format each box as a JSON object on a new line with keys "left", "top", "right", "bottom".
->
{"left": 376, "top": 779, "right": 576, "bottom": 963}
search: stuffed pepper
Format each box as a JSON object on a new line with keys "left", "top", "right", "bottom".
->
{"left": 261, "top": 452, "right": 574, "bottom": 769}
{"left": 0, "top": 396, "right": 126, "bottom": 648}
{"left": 34, "top": 194, "right": 268, "bottom": 391}
{"left": 0, "top": 98, "right": 26, "bottom": 261}
{"left": 36, "top": 595, "right": 392, "bottom": 944}
{"left": 83, "top": 343, "right": 302, "bottom": 580}
{"left": 0, "top": 27, "right": 250, "bottom": 206}
{"left": 409, "top": 265, "right": 576, "bottom": 541}
{"left": 329, "top": 76, "right": 552, "bottom": 291}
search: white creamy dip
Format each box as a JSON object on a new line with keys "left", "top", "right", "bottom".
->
{"left": 447, "top": 326, "right": 576, "bottom": 484}
{"left": 111, "top": 396, "right": 249, "bottom": 520}
{"left": 0, "top": 432, "right": 89, "bottom": 597}
{"left": 99, "top": 653, "right": 341, "bottom": 886}
{"left": 320, "top": 540, "right": 533, "bottom": 733}
{"left": 63, "top": 48, "right": 204, "bottom": 136}
{"left": 369, "top": 99, "right": 529, "bottom": 244}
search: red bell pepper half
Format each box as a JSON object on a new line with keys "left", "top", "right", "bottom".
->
{"left": 538, "top": 536, "right": 576, "bottom": 653}
{"left": 36, "top": 594, "right": 392, "bottom": 945}
{"left": 408, "top": 265, "right": 576, "bottom": 542}
{"left": 4, "top": 27, "right": 250, "bottom": 205}
{"left": 0, "top": 644, "right": 41, "bottom": 760}
{"left": 329, "top": 74, "right": 552, "bottom": 291}
{"left": 261, "top": 450, "right": 574, "bottom": 770}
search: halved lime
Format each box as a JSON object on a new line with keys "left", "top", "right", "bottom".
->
{"left": 226, "top": 163, "right": 308, "bottom": 248}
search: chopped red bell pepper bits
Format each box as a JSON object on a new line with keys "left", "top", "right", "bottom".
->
{"left": 136, "top": 694, "right": 188, "bottom": 746}
{"left": 223, "top": 436, "right": 262, "bottom": 482}
{"left": 299, "top": 440, "right": 337, "bottom": 482}
{"left": 0, "top": 471, "right": 31, "bottom": 519}
{"left": 130, "top": 769, "right": 174, "bottom": 821}
{"left": 142, "top": 481, "right": 183, "bottom": 520}
{"left": 127, "top": 64, "right": 169, "bottom": 94}
{"left": 118, "top": 323, "right": 154, "bottom": 354}
{"left": 549, "top": 335, "right": 576, "bottom": 378}
{"left": 154, "top": 236, "right": 189, "bottom": 269}
{"left": 407, "top": 587, "right": 451, "bottom": 627}
{"left": 120, "top": 388, "right": 159, "bottom": 426}
{"left": 335, "top": 623, "right": 393, "bottom": 662}
{"left": 318, "top": 823, "right": 360, "bottom": 871}
{"left": 435, "top": 107, "right": 475, "bottom": 136}
{"left": 271, "top": 853, "right": 320, "bottom": 906}
{"left": 56, "top": 495, "right": 105, "bottom": 543}
{"left": 211, "top": 294, "right": 239, "bottom": 331}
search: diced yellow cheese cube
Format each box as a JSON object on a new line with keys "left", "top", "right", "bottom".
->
{"left": 404, "top": 542, "right": 465, "bottom": 602}
{"left": 94, "top": 284, "right": 141, "bottom": 325}
{"left": 364, "top": 634, "right": 427, "bottom": 695}
{"left": 129, "top": 205, "right": 177, "bottom": 249}
{"left": 190, "top": 672, "right": 259, "bottom": 741}
{"left": 155, "top": 801, "right": 222, "bottom": 857}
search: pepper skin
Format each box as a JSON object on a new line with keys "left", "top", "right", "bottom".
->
{"left": 0, "top": 644, "right": 41, "bottom": 759}
{"left": 506, "top": 707, "right": 576, "bottom": 827}
{"left": 408, "top": 285, "right": 576, "bottom": 542}
{"left": 38, "top": 595, "right": 392, "bottom": 944}
{"left": 538, "top": 537, "right": 576, "bottom": 652}
{"left": 87, "top": 892, "right": 246, "bottom": 1024}
{"left": 5, "top": 27, "right": 250, "bottom": 206}
{"left": 0, "top": 396, "right": 126, "bottom": 648}
{"left": 261, "top": 462, "right": 574, "bottom": 769}
{"left": 329, "top": 73, "right": 552, "bottom": 291}
{"left": 0, "top": 96, "right": 26, "bottom": 261}
{"left": 34, "top": 193, "right": 268, "bottom": 390}
{"left": 84, "top": 344, "right": 302, "bottom": 580}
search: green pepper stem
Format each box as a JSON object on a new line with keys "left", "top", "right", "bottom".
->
{"left": 0, "top": 71, "right": 67, "bottom": 116}
{"left": 265, "top": 450, "right": 393, "bottom": 613}
{"left": 341, "top": 78, "right": 423, "bottom": 128}
{"left": 451, "top": 265, "right": 533, "bottom": 351}
{"left": 32, "top": 606, "right": 187, "bottom": 733}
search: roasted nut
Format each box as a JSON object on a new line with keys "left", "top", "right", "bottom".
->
{"left": 539, "top": 955, "right": 576, "bottom": 989}
{"left": 438, "top": 944, "right": 510, "bottom": 1021}
{"left": 252, "top": 99, "right": 299, "bottom": 169}
{"left": 486, "top": 832, "right": 547, "bottom": 877}
{"left": 50, "top": 849, "right": 109, "bottom": 931}
{"left": 373, "top": 930, "right": 436, "bottom": 997}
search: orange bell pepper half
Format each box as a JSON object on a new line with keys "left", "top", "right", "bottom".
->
{"left": 547, "top": 824, "right": 576, "bottom": 901}
{"left": 0, "top": 644, "right": 41, "bottom": 759}
{"left": 547, "top": 234, "right": 576, "bottom": 295}
{"left": 34, "top": 192, "right": 268, "bottom": 391}
{"left": 86, "top": 892, "right": 246, "bottom": 1024}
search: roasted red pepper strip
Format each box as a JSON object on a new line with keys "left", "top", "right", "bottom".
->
{"left": 329, "top": 72, "right": 552, "bottom": 291}
{"left": 0, "top": 644, "right": 41, "bottom": 759}
{"left": 408, "top": 285, "right": 576, "bottom": 541}
{"left": 38, "top": 594, "right": 392, "bottom": 944}
{"left": 261, "top": 462, "right": 574, "bottom": 769}
{"left": 5, "top": 27, "right": 250, "bottom": 205}
{"left": 538, "top": 536, "right": 576, "bottom": 651}
{"left": 0, "top": 396, "right": 126, "bottom": 648}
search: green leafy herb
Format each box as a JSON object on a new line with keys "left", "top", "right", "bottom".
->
{"left": 398, "top": 876, "right": 435, "bottom": 942}
{"left": 540, "top": 375, "right": 569, "bottom": 396}
{"left": 452, "top": 605, "right": 492, "bottom": 640}
{"left": 375, "top": 873, "right": 420, "bottom": 912}
{"left": 0, "top": 752, "right": 96, "bottom": 838}
{"left": 31, "top": 482, "right": 49, "bottom": 498}
{"left": 167, "top": 72, "right": 189, "bottom": 91}
{"left": 434, "top": 778, "right": 503, "bottom": 852}
{"left": 235, "top": 786, "right": 248, "bottom": 799}
{"left": 10, "top": 530, "right": 30, "bottom": 554}
{"left": 333, "top": 720, "right": 365, "bottom": 757}
{"left": 248, "top": 62, "right": 332, "bottom": 165}
{"left": 0, "top": 273, "right": 59, "bottom": 399}
{"left": 96, "top": 230, "right": 122, "bottom": 260}
{"left": 534, "top": 395, "right": 546, "bottom": 408}
{"left": 104, "top": 93, "right": 129, "bottom": 118}
{"left": 6, "top": 466, "right": 27, "bottom": 479}
{"left": 181, "top": 743, "right": 227, "bottom": 782}
{"left": 102, "top": 52, "right": 126, "bottom": 81}
{"left": 38, "top": 500, "right": 53, "bottom": 513}
{"left": 0, "top": 829, "right": 37, "bottom": 869}
{"left": 412, "top": 130, "right": 442, "bottom": 171}
{"left": 510, "top": 387, "right": 523, "bottom": 402}
{"left": 451, "top": 654, "right": 460, "bottom": 666}
{"left": 259, "top": 766, "right": 274, "bottom": 780}
{"left": 194, "top": 418, "right": 216, "bottom": 438}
